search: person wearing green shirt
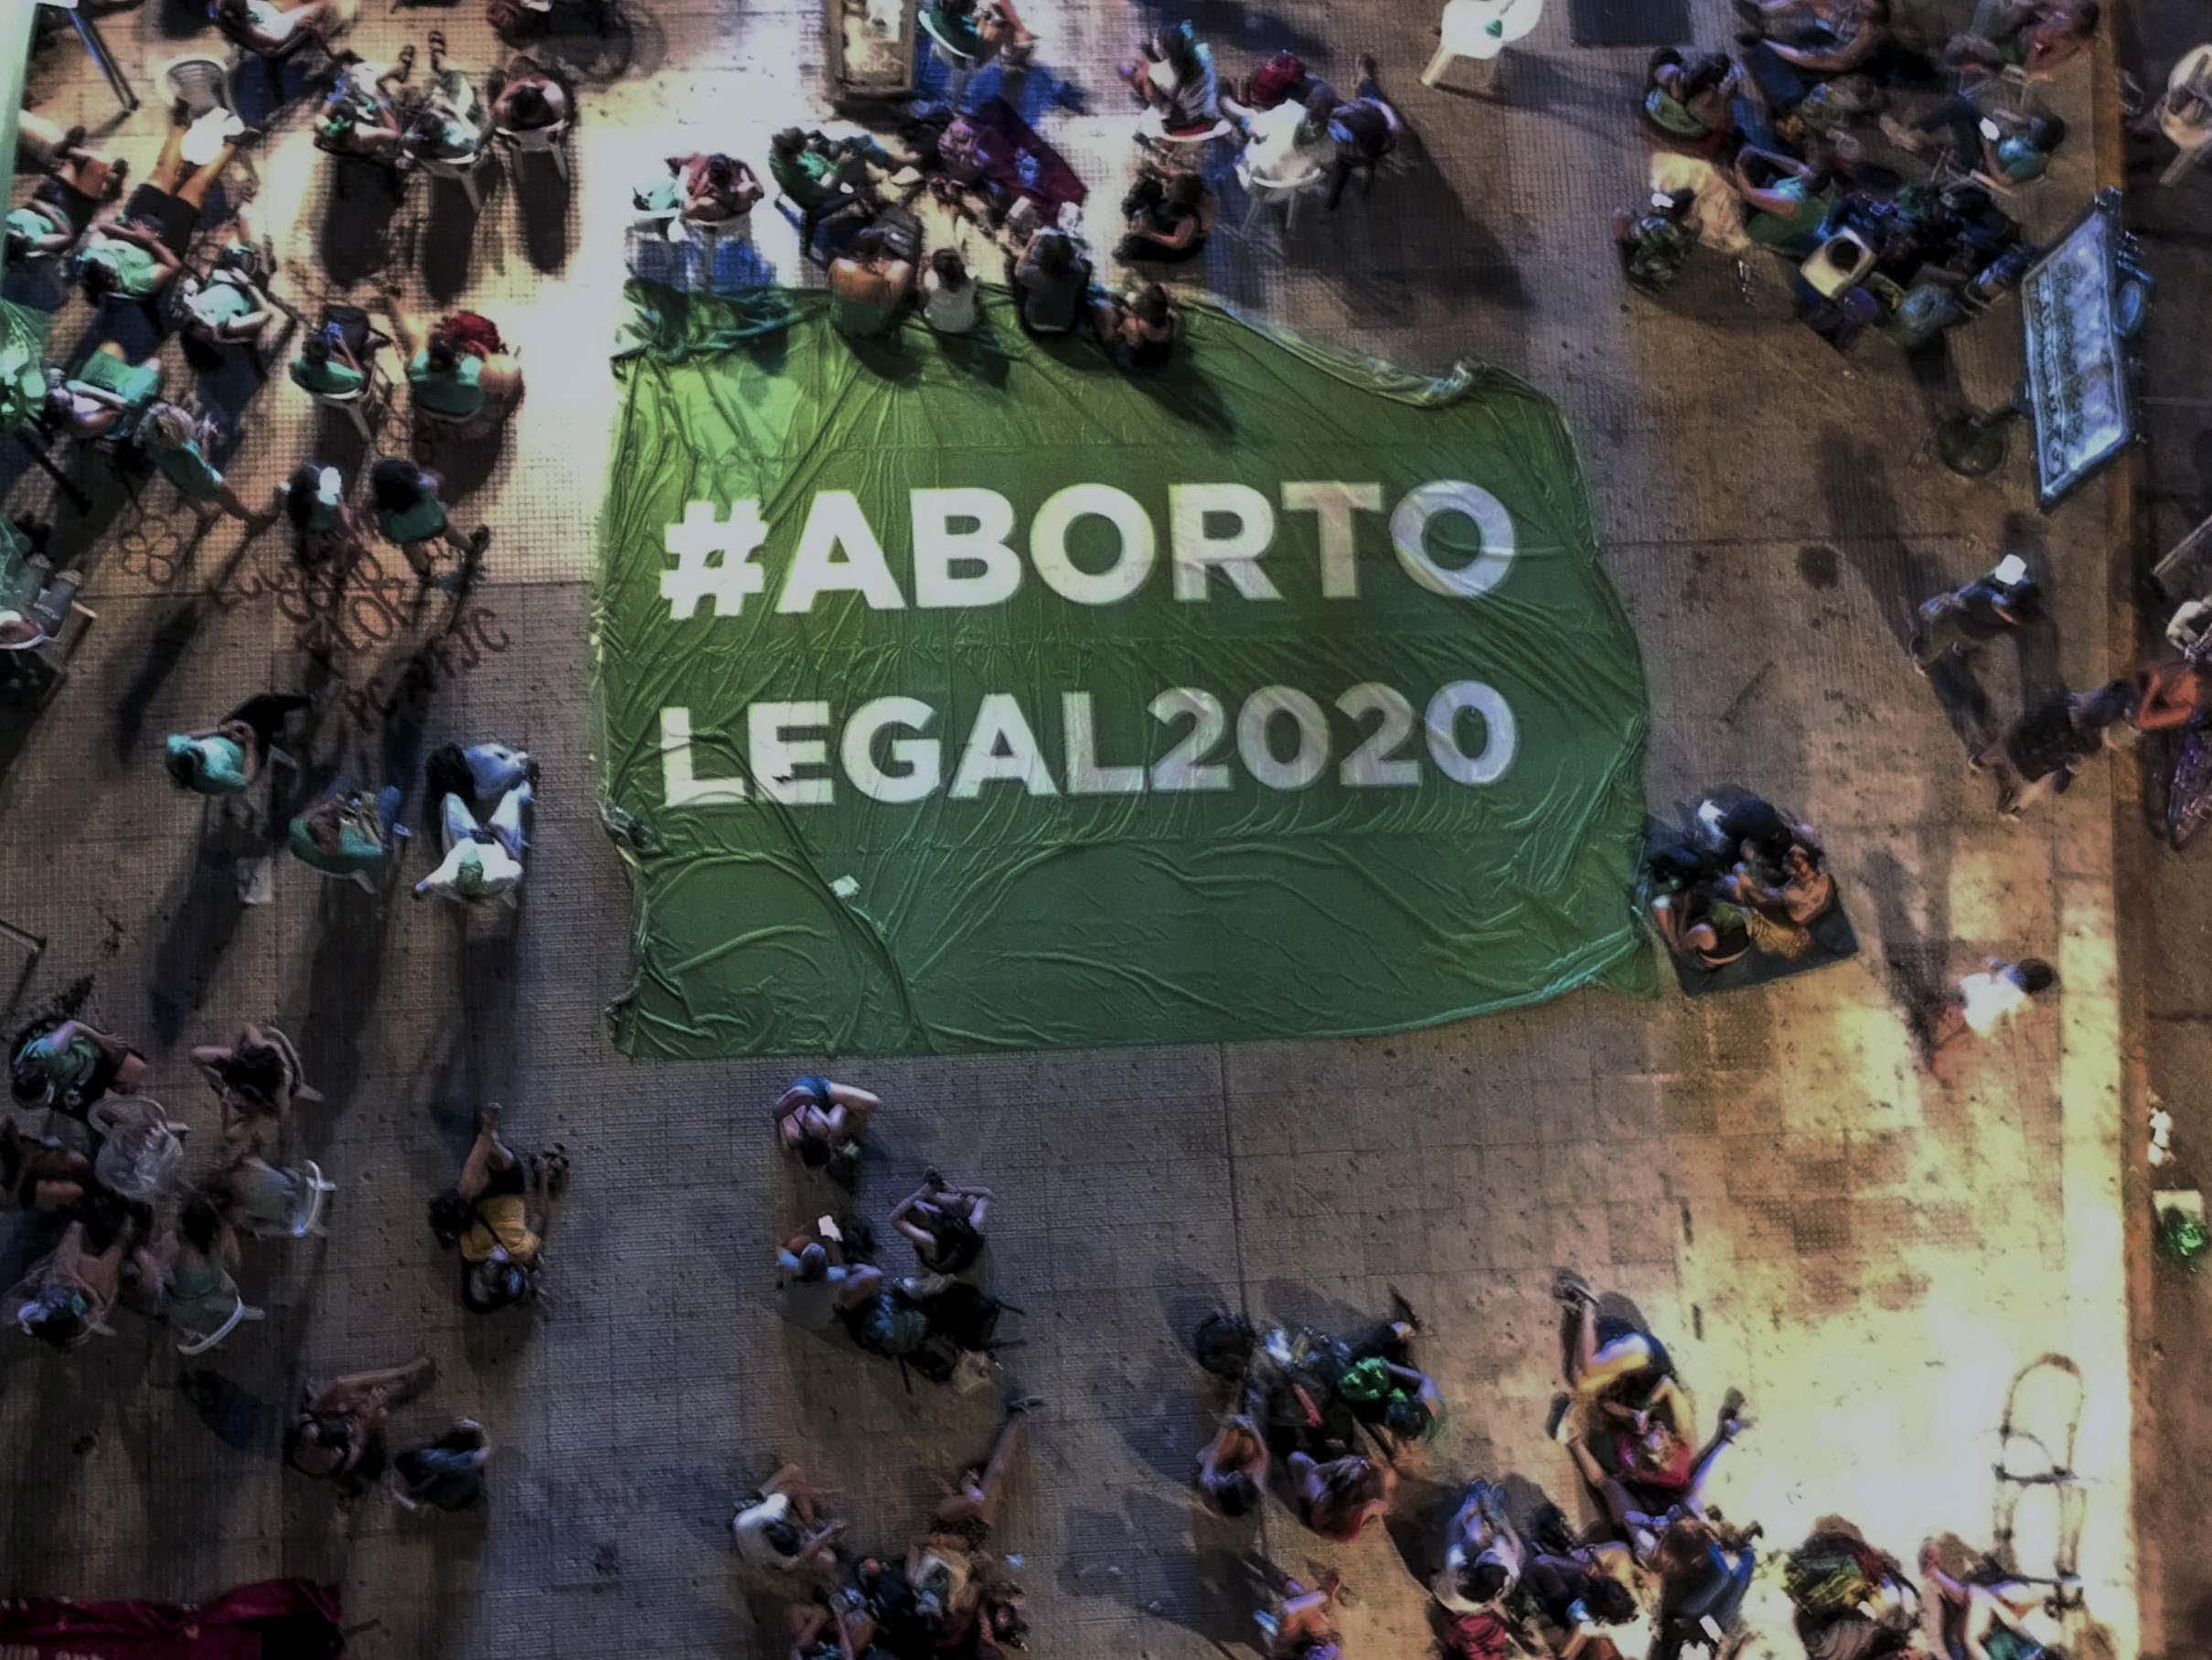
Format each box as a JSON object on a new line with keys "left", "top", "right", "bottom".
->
{"left": 178, "top": 264, "right": 277, "bottom": 349}
{"left": 42, "top": 342, "right": 162, "bottom": 442}
{"left": 9, "top": 1017, "right": 150, "bottom": 1112}
{"left": 768, "top": 127, "right": 881, "bottom": 256}
{"left": 1734, "top": 147, "right": 1835, "bottom": 254}
{"left": 1880, "top": 102, "right": 2065, "bottom": 185}
{"left": 289, "top": 783, "right": 407, "bottom": 892}
{"left": 164, "top": 692, "right": 312, "bottom": 796}
{"left": 75, "top": 100, "right": 252, "bottom": 306}
{"left": 74, "top": 231, "right": 168, "bottom": 301}
{"left": 135, "top": 402, "right": 273, "bottom": 526}
{"left": 407, "top": 340, "right": 486, "bottom": 418}
{"left": 369, "top": 456, "right": 491, "bottom": 589}
{"left": 5, "top": 201, "right": 76, "bottom": 262}
{"left": 290, "top": 330, "right": 369, "bottom": 395}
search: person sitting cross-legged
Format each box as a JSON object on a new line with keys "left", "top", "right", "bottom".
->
{"left": 774, "top": 1076, "right": 880, "bottom": 1183}
{"left": 775, "top": 1218, "right": 883, "bottom": 1332}
{"left": 732, "top": 1462, "right": 846, "bottom": 1571}
{"left": 1093, "top": 283, "right": 1179, "bottom": 371}
{"left": 427, "top": 1105, "right": 566, "bottom": 1314}
{"left": 413, "top": 741, "right": 535, "bottom": 908}
{"left": 1011, "top": 228, "right": 1091, "bottom": 337}
{"left": 1116, "top": 160, "right": 1213, "bottom": 263}
{"left": 1194, "top": 1408, "right": 1269, "bottom": 1517}
{"left": 828, "top": 223, "right": 916, "bottom": 339}
{"left": 891, "top": 1172, "right": 993, "bottom": 1274}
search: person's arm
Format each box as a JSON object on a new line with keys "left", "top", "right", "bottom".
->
{"left": 1767, "top": 28, "right": 1879, "bottom": 70}
{"left": 889, "top": 1194, "right": 938, "bottom": 1250}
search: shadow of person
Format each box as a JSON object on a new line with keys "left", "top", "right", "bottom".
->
{"left": 316, "top": 158, "right": 408, "bottom": 289}
{"left": 145, "top": 798, "right": 255, "bottom": 1043}
{"left": 508, "top": 145, "right": 575, "bottom": 275}
{"left": 1861, "top": 845, "right": 1943, "bottom": 1039}
{"left": 1304, "top": 133, "right": 1530, "bottom": 317}
{"left": 420, "top": 167, "right": 502, "bottom": 303}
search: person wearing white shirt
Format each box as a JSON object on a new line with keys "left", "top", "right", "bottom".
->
{"left": 1922, "top": 954, "right": 2057, "bottom": 1073}
{"left": 414, "top": 742, "right": 535, "bottom": 907}
{"left": 920, "top": 248, "right": 980, "bottom": 335}
{"left": 1433, "top": 1478, "right": 1525, "bottom": 1614}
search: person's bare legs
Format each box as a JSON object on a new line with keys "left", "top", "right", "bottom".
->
{"left": 1570, "top": 1286, "right": 1599, "bottom": 1382}
{"left": 1568, "top": 1438, "right": 1646, "bottom": 1536}
{"left": 173, "top": 141, "right": 241, "bottom": 214}
{"left": 1676, "top": 1402, "right": 1746, "bottom": 1515}
{"left": 458, "top": 1105, "right": 515, "bottom": 1202}
{"left": 934, "top": 1399, "right": 1036, "bottom": 1529}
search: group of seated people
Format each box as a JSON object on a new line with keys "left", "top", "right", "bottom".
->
{"left": 1616, "top": 0, "right": 2095, "bottom": 338}
{"left": 1190, "top": 1295, "right": 1439, "bottom": 1539}
{"left": 770, "top": 1078, "right": 1018, "bottom": 1387}
{"left": 750, "top": 1412, "right": 1036, "bottom": 1660}
{"left": 315, "top": 33, "right": 571, "bottom": 174}
{"left": 5, "top": 1006, "right": 323, "bottom": 1355}
{"left": 1647, "top": 791, "right": 1836, "bottom": 970}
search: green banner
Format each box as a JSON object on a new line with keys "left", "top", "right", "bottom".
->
{"left": 595, "top": 284, "right": 1651, "bottom": 1056}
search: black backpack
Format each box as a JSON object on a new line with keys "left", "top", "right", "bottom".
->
{"left": 1194, "top": 1312, "right": 1256, "bottom": 1378}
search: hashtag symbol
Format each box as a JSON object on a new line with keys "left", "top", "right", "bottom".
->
{"left": 662, "top": 499, "right": 770, "bottom": 620}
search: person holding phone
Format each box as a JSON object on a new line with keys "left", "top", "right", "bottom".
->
{"left": 1881, "top": 100, "right": 2067, "bottom": 184}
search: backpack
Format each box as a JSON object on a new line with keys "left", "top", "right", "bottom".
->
{"left": 1247, "top": 51, "right": 1306, "bottom": 110}
{"left": 847, "top": 1291, "right": 931, "bottom": 1358}
{"left": 920, "top": 1280, "right": 1006, "bottom": 1351}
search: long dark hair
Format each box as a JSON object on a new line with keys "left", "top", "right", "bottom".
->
{"left": 369, "top": 457, "right": 426, "bottom": 513}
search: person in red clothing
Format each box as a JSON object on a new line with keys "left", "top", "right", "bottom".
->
{"left": 1287, "top": 1449, "right": 1394, "bottom": 1541}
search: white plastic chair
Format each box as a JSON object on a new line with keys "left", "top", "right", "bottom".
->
{"left": 279, "top": 1161, "right": 337, "bottom": 1238}
{"left": 1424, "top": 0, "right": 1545, "bottom": 91}
{"left": 87, "top": 1098, "right": 188, "bottom": 1203}
{"left": 1236, "top": 154, "right": 1328, "bottom": 235}
{"left": 2156, "top": 45, "right": 2212, "bottom": 186}
{"left": 175, "top": 1285, "right": 265, "bottom": 1355}
{"left": 310, "top": 361, "right": 383, "bottom": 440}
{"left": 495, "top": 115, "right": 572, "bottom": 181}
{"left": 418, "top": 146, "right": 492, "bottom": 213}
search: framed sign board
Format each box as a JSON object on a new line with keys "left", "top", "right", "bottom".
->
{"left": 2018, "top": 189, "right": 2149, "bottom": 511}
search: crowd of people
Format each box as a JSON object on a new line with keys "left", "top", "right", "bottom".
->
{"left": 1616, "top": 1, "right": 2098, "bottom": 354}
{"left": 0, "top": 2, "right": 2144, "bottom": 1655}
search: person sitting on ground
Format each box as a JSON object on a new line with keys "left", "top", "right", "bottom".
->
{"left": 769, "top": 128, "right": 885, "bottom": 252}
{"left": 1715, "top": 833, "right": 1833, "bottom": 959}
{"left": 891, "top": 1172, "right": 993, "bottom": 1274}
{"left": 1435, "top": 1479, "right": 1525, "bottom": 1615}
{"left": 917, "top": 1391, "right": 1039, "bottom": 1562}
{"left": 414, "top": 740, "right": 534, "bottom": 907}
{"left": 75, "top": 102, "right": 251, "bottom": 308}
{"left": 42, "top": 345, "right": 162, "bottom": 442}
{"left": 1513, "top": 1523, "right": 1643, "bottom": 1649}
{"left": 1645, "top": 48, "right": 1743, "bottom": 146}
{"left": 12, "top": 1015, "right": 151, "bottom": 1113}
{"left": 137, "top": 402, "right": 274, "bottom": 529}
{"left": 8, "top": 1216, "right": 135, "bottom": 1351}
{"left": 1920, "top": 955, "right": 2057, "bottom": 1074}
{"left": 920, "top": 248, "right": 980, "bottom": 335}
{"left": 288, "top": 780, "right": 408, "bottom": 891}
{"left": 1567, "top": 1391, "right": 1752, "bottom": 1563}
{"left": 828, "top": 223, "right": 917, "bottom": 338}
{"left": 0, "top": 1120, "right": 91, "bottom": 1215}
{"left": 400, "top": 32, "right": 491, "bottom": 168}
{"left": 1615, "top": 188, "right": 1699, "bottom": 292}
{"left": 1735, "top": 146, "right": 1838, "bottom": 254}
{"left": 1553, "top": 1270, "right": 1697, "bottom": 1445}
{"left": 1653, "top": 1517, "right": 1758, "bottom": 1652}
{"left": 774, "top": 1076, "right": 879, "bottom": 1183}
{"left": 390, "top": 1419, "right": 491, "bottom": 1511}
{"left": 1318, "top": 1297, "right": 1444, "bottom": 1451}
{"left": 1117, "top": 161, "right": 1213, "bottom": 263}
{"left": 1195, "top": 1409, "right": 1269, "bottom": 1517}
{"left": 1919, "top": 1541, "right": 2053, "bottom": 1660}
{"left": 1785, "top": 1527, "right": 1919, "bottom": 1660}
{"left": 1736, "top": 0, "right": 1891, "bottom": 76}
{"left": 2132, "top": 647, "right": 2212, "bottom": 734}
{"left": 7, "top": 115, "right": 126, "bottom": 262}
{"left": 369, "top": 456, "right": 492, "bottom": 591}
{"left": 488, "top": 53, "right": 572, "bottom": 132}
{"left": 1880, "top": 100, "right": 2066, "bottom": 185}
{"left": 1287, "top": 1449, "right": 1395, "bottom": 1542}
{"left": 152, "top": 1193, "right": 244, "bottom": 1335}
{"left": 164, "top": 692, "right": 312, "bottom": 798}
{"left": 776, "top": 1218, "right": 883, "bottom": 1332}
{"left": 1261, "top": 1569, "right": 1348, "bottom": 1660}
{"left": 211, "top": 0, "right": 359, "bottom": 58}
{"left": 1121, "top": 20, "right": 1221, "bottom": 129}
{"left": 1945, "top": 1, "right": 2099, "bottom": 77}
{"left": 658, "top": 152, "right": 764, "bottom": 226}
{"left": 1973, "top": 680, "right": 2134, "bottom": 816}
{"left": 315, "top": 47, "right": 411, "bottom": 160}
{"left": 1093, "top": 282, "right": 1179, "bottom": 370}
{"left": 783, "top": 1600, "right": 874, "bottom": 1660}
{"left": 428, "top": 1105, "right": 564, "bottom": 1314}
{"left": 732, "top": 1462, "right": 846, "bottom": 1571}
{"left": 1010, "top": 227, "right": 1091, "bottom": 337}
{"left": 284, "top": 1352, "right": 436, "bottom": 1488}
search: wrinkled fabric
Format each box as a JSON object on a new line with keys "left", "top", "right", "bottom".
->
{"left": 596, "top": 283, "right": 1652, "bottom": 1055}
{"left": 0, "top": 1580, "right": 342, "bottom": 1657}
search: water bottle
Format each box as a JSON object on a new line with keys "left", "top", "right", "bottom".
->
{"left": 1016, "top": 148, "right": 1040, "bottom": 192}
